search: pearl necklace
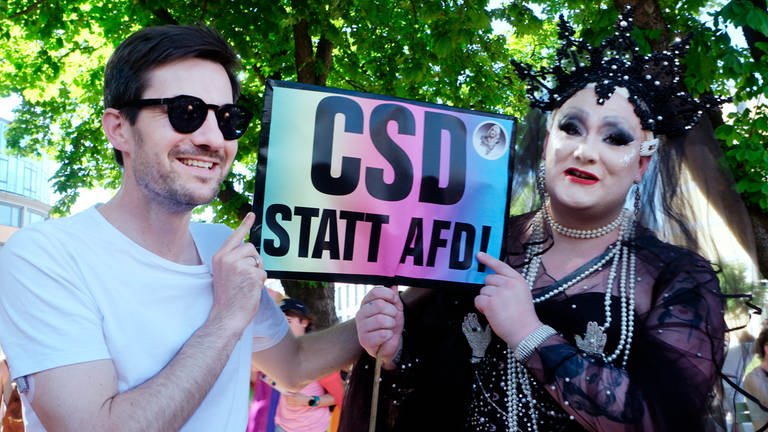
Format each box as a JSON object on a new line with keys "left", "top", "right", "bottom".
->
{"left": 543, "top": 202, "right": 623, "bottom": 239}
{"left": 504, "top": 208, "right": 638, "bottom": 431}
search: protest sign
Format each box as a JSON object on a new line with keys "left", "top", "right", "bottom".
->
{"left": 251, "top": 80, "right": 515, "bottom": 289}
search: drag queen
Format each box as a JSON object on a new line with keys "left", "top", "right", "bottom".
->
{"left": 342, "top": 7, "right": 727, "bottom": 432}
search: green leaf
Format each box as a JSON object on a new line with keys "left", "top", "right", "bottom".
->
{"left": 0, "top": 0, "right": 763, "bottom": 219}
{"left": 746, "top": 7, "right": 768, "bottom": 35}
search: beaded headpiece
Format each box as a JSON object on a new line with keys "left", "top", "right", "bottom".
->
{"left": 511, "top": 7, "right": 727, "bottom": 137}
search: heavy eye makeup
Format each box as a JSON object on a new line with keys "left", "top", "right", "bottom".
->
{"left": 557, "top": 111, "right": 636, "bottom": 146}
{"left": 557, "top": 115, "right": 584, "bottom": 136}
{"left": 602, "top": 127, "right": 634, "bottom": 146}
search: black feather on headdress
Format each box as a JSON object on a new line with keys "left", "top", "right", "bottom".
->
{"left": 511, "top": 6, "right": 728, "bottom": 137}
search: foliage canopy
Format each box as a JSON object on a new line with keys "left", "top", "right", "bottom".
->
{"left": 0, "top": 0, "right": 765, "bottom": 222}
{"left": 2, "top": 0, "right": 766, "bottom": 322}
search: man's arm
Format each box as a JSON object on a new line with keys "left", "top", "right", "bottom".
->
{"left": 29, "top": 214, "right": 266, "bottom": 431}
{"left": 252, "top": 319, "right": 360, "bottom": 391}
{"left": 30, "top": 318, "right": 246, "bottom": 431}
{"left": 254, "top": 285, "right": 404, "bottom": 389}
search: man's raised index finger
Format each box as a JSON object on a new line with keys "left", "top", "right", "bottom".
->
{"left": 221, "top": 212, "right": 255, "bottom": 251}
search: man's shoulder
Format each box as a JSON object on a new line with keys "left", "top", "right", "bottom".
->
{"left": 189, "top": 222, "right": 235, "bottom": 266}
{"left": 188, "top": 221, "right": 234, "bottom": 249}
{"left": 189, "top": 221, "right": 234, "bottom": 238}
{"left": 1, "top": 208, "right": 97, "bottom": 254}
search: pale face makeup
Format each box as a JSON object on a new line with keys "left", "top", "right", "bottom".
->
{"left": 543, "top": 87, "right": 651, "bottom": 223}
{"left": 620, "top": 148, "right": 638, "bottom": 168}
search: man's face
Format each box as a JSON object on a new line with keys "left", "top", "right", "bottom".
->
{"left": 285, "top": 314, "right": 308, "bottom": 336}
{"left": 123, "top": 58, "right": 238, "bottom": 212}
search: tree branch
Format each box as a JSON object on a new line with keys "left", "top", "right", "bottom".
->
{"left": 293, "top": 18, "right": 316, "bottom": 84}
{"left": 316, "top": 35, "right": 333, "bottom": 85}
{"left": 742, "top": 0, "right": 767, "bottom": 64}
{"left": 10, "top": 0, "right": 44, "bottom": 19}
{"left": 136, "top": 1, "right": 179, "bottom": 25}
{"left": 613, "top": 0, "right": 670, "bottom": 49}
{"left": 197, "top": 0, "right": 209, "bottom": 24}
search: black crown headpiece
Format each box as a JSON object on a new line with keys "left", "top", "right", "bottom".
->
{"left": 511, "top": 7, "right": 727, "bottom": 137}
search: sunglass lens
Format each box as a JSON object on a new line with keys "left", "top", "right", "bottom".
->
{"left": 217, "top": 105, "right": 253, "bottom": 140}
{"left": 168, "top": 97, "right": 207, "bottom": 134}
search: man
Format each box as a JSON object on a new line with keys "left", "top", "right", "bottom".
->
{"left": 0, "top": 25, "right": 358, "bottom": 431}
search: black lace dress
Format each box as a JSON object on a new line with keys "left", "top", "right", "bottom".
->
{"left": 339, "top": 214, "right": 726, "bottom": 432}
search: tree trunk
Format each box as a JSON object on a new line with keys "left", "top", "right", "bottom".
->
{"left": 730, "top": 0, "right": 768, "bottom": 279}
{"left": 741, "top": 0, "right": 768, "bottom": 277}
{"left": 748, "top": 205, "right": 768, "bottom": 279}
{"left": 280, "top": 4, "right": 337, "bottom": 327}
{"left": 281, "top": 279, "right": 339, "bottom": 330}
{"left": 617, "top": 0, "right": 765, "bottom": 282}
{"left": 741, "top": 0, "right": 767, "bottom": 64}
{"left": 291, "top": 0, "right": 333, "bottom": 86}
{"left": 614, "top": 0, "right": 669, "bottom": 49}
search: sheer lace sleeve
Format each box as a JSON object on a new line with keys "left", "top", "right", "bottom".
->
{"left": 524, "top": 242, "right": 726, "bottom": 431}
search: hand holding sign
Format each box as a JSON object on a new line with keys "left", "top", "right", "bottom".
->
{"left": 355, "top": 285, "right": 404, "bottom": 370}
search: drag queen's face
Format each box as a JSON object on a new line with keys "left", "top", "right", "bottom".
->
{"left": 543, "top": 87, "right": 651, "bottom": 216}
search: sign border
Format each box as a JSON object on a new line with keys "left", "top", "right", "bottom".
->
{"left": 251, "top": 79, "right": 516, "bottom": 290}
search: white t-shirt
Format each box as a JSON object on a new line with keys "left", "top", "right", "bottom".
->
{"left": 0, "top": 206, "right": 289, "bottom": 431}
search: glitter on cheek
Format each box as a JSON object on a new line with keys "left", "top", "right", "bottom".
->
{"left": 620, "top": 149, "right": 637, "bottom": 168}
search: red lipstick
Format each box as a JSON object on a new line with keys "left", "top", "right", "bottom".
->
{"left": 564, "top": 168, "right": 599, "bottom": 185}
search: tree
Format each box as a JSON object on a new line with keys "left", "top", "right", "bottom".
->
{"left": 1, "top": 0, "right": 765, "bottom": 318}
{"left": 715, "top": 0, "right": 768, "bottom": 276}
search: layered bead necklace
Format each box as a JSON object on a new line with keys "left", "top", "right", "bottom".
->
{"left": 503, "top": 205, "right": 637, "bottom": 432}
{"left": 542, "top": 201, "right": 624, "bottom": 239}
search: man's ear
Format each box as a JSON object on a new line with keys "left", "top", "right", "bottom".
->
{"left": 102, "top": 108, "right": 131, "bottom": 154}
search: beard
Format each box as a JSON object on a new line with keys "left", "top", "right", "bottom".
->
{"left": 130, "top": 131, "right": 227, "bottom": 214}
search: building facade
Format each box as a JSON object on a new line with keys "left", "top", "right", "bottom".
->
{"left": 0, "top": 118, "right": 53, "bottom": 247}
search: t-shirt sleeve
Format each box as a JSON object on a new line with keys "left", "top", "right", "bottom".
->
{"left": 251, "top": 287, "right": 289, "bottom": 352}
{"left": 187, "top": 223, "right": 290, "bottom": 353}
{"left": 0, "top": 226, "right": 110, "bottom": 379}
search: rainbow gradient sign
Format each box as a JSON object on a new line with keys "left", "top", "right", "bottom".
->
{"left": 251, "top": 80, "right": 515, "bottom": 289}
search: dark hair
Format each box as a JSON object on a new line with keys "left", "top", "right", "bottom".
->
{"left": 280, "top": 298, "right": 314, "bottom": 333}
{"left": 103, "top": 25, "right": 241, "bottom": 166}
{"left": 283, "top": 310, "right": 314, "bottom": 333}
{"left": 755, "top": 327, "right": 768, "bottom": 359}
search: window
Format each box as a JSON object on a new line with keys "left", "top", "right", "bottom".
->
{"left": 0, "top": 203, "right": 22, "bottom": 227}
{"left": 22, "top": 162, "right": 41, "bottom": 199}
{"left": 0, "top": 155, "right": 8, "bottom": 190}
{"left": 25, "top": 209, "right": 47, "bottom": 226}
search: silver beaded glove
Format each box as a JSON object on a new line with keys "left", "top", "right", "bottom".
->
{"left": 462, "top": 313, "right": 492, "bottom": 363}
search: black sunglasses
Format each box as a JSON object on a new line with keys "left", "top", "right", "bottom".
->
{"left": 121, "top": 95, "right": 253, "bottom": 140}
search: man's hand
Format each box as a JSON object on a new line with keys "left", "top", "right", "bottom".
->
{"left": 355, "top": 286, "right": 404, "bottom": 370}
{"left": 210, "top": 212, "right": 266, "bottom": 332}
